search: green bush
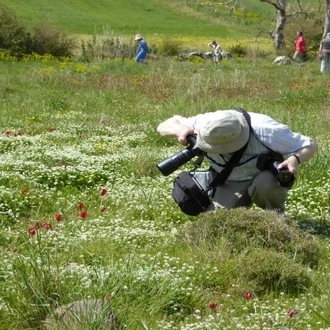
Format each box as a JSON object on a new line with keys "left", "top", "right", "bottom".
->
{"left": 0, "top": 4, "right": 31, "bottom": 56}
{"left": 0, "top": 5, "right": 74, "bottom": 58}
{"left": 30, "top": 22, "right": 75, "bottom": 57}
{"left": 228, "top": 42, "right": 247, "bottom": 57}
{"left": 159, "top": 38, "right": 182, "bottom": 56}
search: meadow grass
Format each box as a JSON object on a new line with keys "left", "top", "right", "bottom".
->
{"left": 2, "top": 0, "right": 269, "bottom": 37}
{"left": 0, "top": 52, "right": 330, "bottom": 329}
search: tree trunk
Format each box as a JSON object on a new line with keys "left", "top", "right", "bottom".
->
{"left": 275, "top": 0, "right": 286, "bottom": 50}
{"left": 260, "top": 0, "right": 286, "bottom": 51}
{"left": 324, "top": 0, "right": 330, "bottom": 37}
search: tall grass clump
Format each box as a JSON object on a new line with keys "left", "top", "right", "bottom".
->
{"left": 178, "top": 208, "right": 320, "bottom": 295}
{"left": 79, "top": 35, "right": 138, "bottom": 62}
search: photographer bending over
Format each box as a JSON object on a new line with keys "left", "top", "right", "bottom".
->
{"left": 157, "top": 109, "right": 317, "bottom": 214}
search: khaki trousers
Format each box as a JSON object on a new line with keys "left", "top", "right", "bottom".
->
{"left": 208, "top": 171, "right": 288, "bottom": 212}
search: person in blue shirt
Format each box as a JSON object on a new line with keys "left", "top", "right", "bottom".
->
{"left": 135, "top": 34, "right": 148, "bottom": 63}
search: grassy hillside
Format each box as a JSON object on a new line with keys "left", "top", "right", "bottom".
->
{"left": 3, "top": 0, "right": 274, "bottom": 38}
{"left": 2, "top": 0, "right": 323, "bottom": 52}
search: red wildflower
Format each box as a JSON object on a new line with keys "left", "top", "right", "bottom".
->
{"left": 49, "top": 128, "right": 55, "bottom": 132}
{"left": 100, "top": 206, "right": 106, "bottom": 212}
{"left": 79, "top": 211, "right": 88, "bottom": 218}
{"left": 22, "top": 189, "right": 29, "bottom": 195}
{"left": 242, "top": 291, "right": 253, "bottom": 301}
{"left": 100, "top": 188, "right": 107, "bottom": 196}
{"left": 78, "top": 202, "right": 85, "bottom": 210}
{"left": 28, "top": 227, "right": 37, "bottom": 235}
{"left": 288, "top": 309, "right": 298, "bottom": 318}
{"left": 208, "top": 301, "right": 218, "bottom": 312}
{"left": 42, "top": 223, "right": 52, "bottom": 230}
{"left": 55, "top": 213, "right": 63, "bottom": 222}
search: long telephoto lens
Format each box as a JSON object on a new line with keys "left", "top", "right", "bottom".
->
{"left": 157, "top": 149, "right": 196, "bottom": 176}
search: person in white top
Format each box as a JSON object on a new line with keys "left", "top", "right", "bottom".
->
{"left": 157, "top": 109, "right": 317, "bottom": 213}
{"left": 208, "top": 40, "right": 222, "bottom": 64}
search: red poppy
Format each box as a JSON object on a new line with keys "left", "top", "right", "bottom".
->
{"left": 79, "top": 211, "right": 88, "bottom": 218}
{"left": 42, "top": 223, "right": 52, "bottom": 230}
{"left": 288, "top": 309, "right": 298, "bottom": 317}
{"left": 208, "top": 301, "right": 218, "bottom": 312}
{"left": 78, "top": 202, "right": 85, "bottom": 210}
{"left": 100, "top": 206, "right": 106, "bottom": 212}
{"left": 243, "top": 291, "right": 253, "bottom": 301}
{"left": 100, "top": 188, "right": 107, "bottom": 196}
{"left": 28, "top": 227, "right": 37, "bottom": 235}
{"left": 22, "top": 189, "right": 29, "bottom": 195}
{"left": 55, "top": 213, "right": 63, "bottom": 222}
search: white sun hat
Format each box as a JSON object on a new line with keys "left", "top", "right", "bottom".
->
{"left": 196, "top": 110, "right": 249, "bottom": 154}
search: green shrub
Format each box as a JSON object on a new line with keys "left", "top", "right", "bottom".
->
{"left": 159, "top": 38, "right": 182, "bottom": 56}
{"left": 0, "top": 4, "right": 31, "bottom": 56}
{"left": 79, "top": 35, "right": 136, "bottom": 62}
{"left": 30, "top": 22, "right": 75, "bottom": 57}
{"left": 228, "top": 42, "right": 247, "bottom": 57}
{"left": 0, "top": 5, "right": 74, "bottom": 58}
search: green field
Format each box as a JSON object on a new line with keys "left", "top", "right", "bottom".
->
{"left": 1, "top": 0, "right": 276, "bottom": 46}
{"left": 1, "top": 1, "right": 330, "bottom": 329}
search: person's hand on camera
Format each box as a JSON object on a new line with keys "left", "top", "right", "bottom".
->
{"left": 157, "top": 118, "right": 194, "bottom": 146}
{"left": 177, "top": 128, "right": 195, "bottom": 146}
{"left": 276, "top": 156, "right": 299, "bottom": 176}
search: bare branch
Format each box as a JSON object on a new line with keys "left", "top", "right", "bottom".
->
{"left": 255, "top": 30, "right": 274, "bottom": 42}
{"left": 260, "top": 0, "right": 284, "bottom": 12}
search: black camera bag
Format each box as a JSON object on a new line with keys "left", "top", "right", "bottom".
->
{"left": 172, "top": 171, "right": 211, "bottom": 216}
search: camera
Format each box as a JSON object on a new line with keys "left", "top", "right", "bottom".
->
{"left": 157, "top": 135, "right": 205, "bottom": 176}
{"left": 256, "top": 153, "right": 295, "bottom": 188}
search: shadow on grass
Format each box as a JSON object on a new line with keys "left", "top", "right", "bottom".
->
{"left": 296, "top": 219, "right": 330, "bottom": 237}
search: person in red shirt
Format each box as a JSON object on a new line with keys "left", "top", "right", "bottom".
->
{"left": 293, "top": 31, "right": 306, "bottom": 65}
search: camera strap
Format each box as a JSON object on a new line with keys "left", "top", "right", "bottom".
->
{"left": 193, "top": 154, "right": 205, "bottom": 170}
{"left": 208, "top": 109, "right": 252, "bottom": 191}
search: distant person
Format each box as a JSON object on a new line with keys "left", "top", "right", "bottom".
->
{"left": 293, "top": 31, "right": 306, "bottom": 66}
{"left": 208, "top": 40, "right": 222, "bottom": 64}
{"left": 135, "top": 34, "right": 148, "bottom": 63}
{"left": 319, "top": 32, "right": 330, "bottom": 73}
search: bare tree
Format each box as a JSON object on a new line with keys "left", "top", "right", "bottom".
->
{"left": 260, "top": 0, "right": 286, "bottom": 51}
